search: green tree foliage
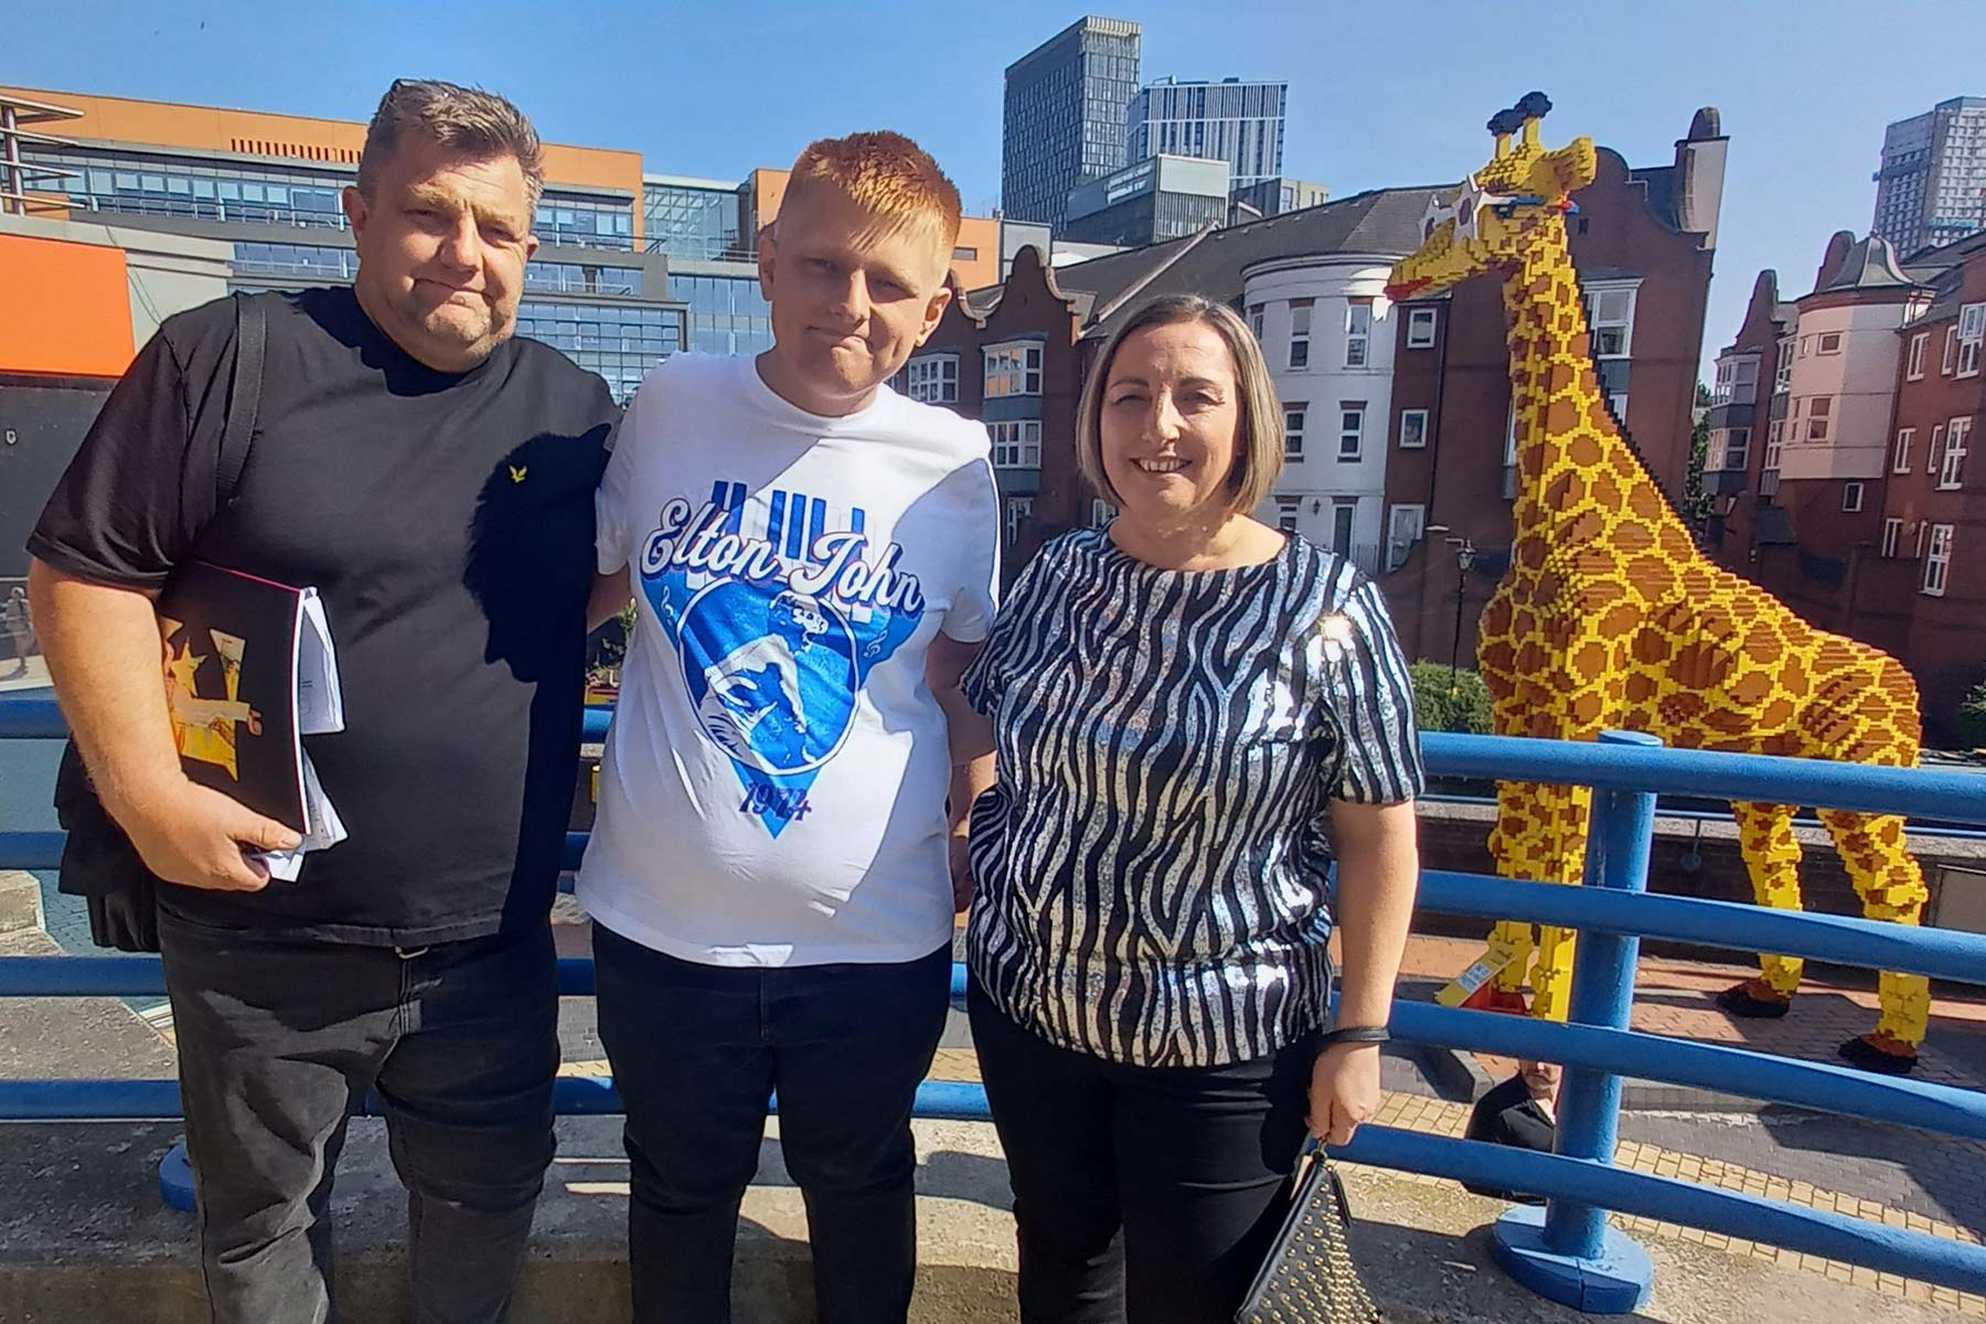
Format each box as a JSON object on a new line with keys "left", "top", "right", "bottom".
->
{"left": 1409, "top": 660, "right": 1494, "bottom": 734}
{"left": 1682, "top": 381, "right": 1714, "bottom": 528}
{"left": 1958, "top": 677, "right": 1986, "bottom": 750}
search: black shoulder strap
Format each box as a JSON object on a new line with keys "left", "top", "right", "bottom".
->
{"left": 216, "top": 292, "right": 267, "bottom": 509}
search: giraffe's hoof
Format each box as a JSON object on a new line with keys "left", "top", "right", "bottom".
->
{"left": 1838, "top": 1033, "right": 1919, "bottom": 1075}
{"left": 1715, "top": 979, "right": 1791, "bottom": 1019}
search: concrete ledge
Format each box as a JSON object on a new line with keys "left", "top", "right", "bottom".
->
{"left": 0, "top": 1114, "right": 1962, "bottom": 1323}
{"left": 0, "top": 871, "right": 43, "bottom": 937}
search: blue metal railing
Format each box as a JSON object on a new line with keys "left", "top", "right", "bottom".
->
{"left": 4, "top": 695, "right": 1985, "bottom": 1312}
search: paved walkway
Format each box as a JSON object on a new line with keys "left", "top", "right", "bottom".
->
{"left": 1393, "top": 931, "right": 1986, "bottom": 1094}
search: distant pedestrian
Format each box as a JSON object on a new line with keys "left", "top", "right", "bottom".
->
{"left": 1, "top": 587, "right": 32, "bottom": 679}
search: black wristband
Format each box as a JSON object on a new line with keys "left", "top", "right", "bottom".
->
{"left": 1319, "top": 1025, "right": 1390, "bottom": 1049}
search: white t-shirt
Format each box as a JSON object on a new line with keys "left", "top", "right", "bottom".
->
{"left": 581, "top": 353, "right": 1001, "bottom": 966}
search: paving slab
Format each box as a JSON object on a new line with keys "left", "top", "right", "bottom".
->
{"left": 1, "top": 1114, "right": 1977, "bottom": 1323}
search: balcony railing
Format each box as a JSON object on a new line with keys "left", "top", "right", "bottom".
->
{"left": 2, "top": 698, "right": 1984, "bottom": 1311}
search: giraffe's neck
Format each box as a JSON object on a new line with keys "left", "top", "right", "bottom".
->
{"left": 1500, "top": 225, "right": 1686, "bottom": 546}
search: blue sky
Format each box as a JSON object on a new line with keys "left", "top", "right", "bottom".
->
{"left": 11, "top": 1, "right": 1984, "bottom": 377}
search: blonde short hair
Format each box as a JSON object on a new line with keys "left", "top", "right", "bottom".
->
{"left": 781, "top": 131, "right": 963, "bottom": 255}
{"left": 1076, "top": 294, "right": 1285, "bottom": 515}
{"left": 358, "top": 79, "right": 545, "bottom": 205}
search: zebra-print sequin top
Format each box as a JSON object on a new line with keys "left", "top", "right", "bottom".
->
{"left": 962, "top": 528, "right": 1424, "bottom": 1069}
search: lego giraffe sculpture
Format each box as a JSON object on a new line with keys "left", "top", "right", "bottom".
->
{"left": 1385, "top": 93, "right": 1931, "bottom": 1073}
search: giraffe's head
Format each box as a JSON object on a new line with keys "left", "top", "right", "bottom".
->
{"left": 1383, "top": 92, "right": 1598, "bottom": 303}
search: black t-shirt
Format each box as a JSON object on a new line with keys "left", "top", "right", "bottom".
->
{"left": 29, "top": 286, "right": 617, "bottom": 944}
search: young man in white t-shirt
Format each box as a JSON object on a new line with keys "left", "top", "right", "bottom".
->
{"left": 582, "top": 132, "right": 999, "bottom": 1323}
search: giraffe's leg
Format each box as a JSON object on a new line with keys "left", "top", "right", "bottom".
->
{"left": 1819, "top": 809, "right": 1930, "bottom": 1072}
{"left": 1485, "top": 778, "right": 1546, "bottom": 1005}
{"left": 1716, "top": 803, "right": 1806, "bottom": 1016}
{"left": 1524, "top": 781, "right": 1593, "bottom": 1024}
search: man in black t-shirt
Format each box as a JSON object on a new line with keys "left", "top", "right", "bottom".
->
{"left": 26, "top": 80, "right": 618, "bottom": 1324}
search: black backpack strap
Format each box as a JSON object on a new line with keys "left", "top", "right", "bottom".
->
{"left": 216, "top": 292, "right": 267, "bottom": 509}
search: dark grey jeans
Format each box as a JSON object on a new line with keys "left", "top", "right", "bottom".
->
{"left": 157, "top": 909, "right": 559, "bottom": 1324}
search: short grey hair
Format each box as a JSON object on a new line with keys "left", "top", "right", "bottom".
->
{"left": 356, "top": 79, "right": 545, "bottom": 204}
{"left": 1076, "top": 294, "right": 1285, "bottom": 516}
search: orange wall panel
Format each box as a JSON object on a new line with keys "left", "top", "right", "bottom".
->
{"left": 951, "top": 216, "right": 1000, "bottom": 290}
{"left": 0, "top": 234, "right": 134, "bottom": 378}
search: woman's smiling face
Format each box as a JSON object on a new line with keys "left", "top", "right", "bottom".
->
{"left": 1099, "top": 319, "right": 1244, "bottom": 531}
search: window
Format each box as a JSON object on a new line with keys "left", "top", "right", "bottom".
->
{"left": 904, "top": 354, "right": 958, "bottom": 404}
{"left": 1582, "top": 285, "right": 1636, "bottom": 357}
{"left": 1945, "top": 326, "right": 1960, "bottom": 375}
{"left": 1922, "top": 524, "right": 1953, "bottom": 596}
{"left": 989, "top": 424, "right": 1048, "bottom": 470}
{"left": 1274, "top": 495, "right": 1300, "bottom": 533}
{"left": 1718, "top": 426, "right": 1751, "bottom": 471}
{"left": 1907, "top": 332, "right": 1929, "bottom": 380}
{"left": 1283, "top": 406, "right": 1306, "bottom": 461}
{"left": 1345, "top": 298, "right": 1373, "bottom": 367}
{"left": 984, "top": 343, "right": 1042, "bottom": 397}
{"left": 1775, "top": 336, "right": 1794, "bottom": 392}
{"left": 989, "top": 420, "right": 1042, "bottom": 468}
{"left": 1406, "top": 307, "right": 1437, "bottom": 349}
{"left": 1806, "top": 396, "right": 1832, "bottom": 442}
{"left": 1929, "top": 423, "right": 1947, "bottom": 476}
{"left": 952, "top": 246, "right": 979, "bottom": 261}
{"left": 1090, "top": 498, "right": 1117, "bottom": 527}
{"left": 1711, "top": 356, "right": 1760, "bottom": 406}
{"left": 1817, "top": 332, "right": 1843, "bottom": 355}
{"left": 1399, "top": 408, "right": 1429, "bottom": 450}
{"left": 1338, "top": 403, "right": 1365, "bottom": 461}
{"left": 1882, "top": 518, "right": 1903, "bottom": 558}
{"left": 1765, "top": 419, "right": 1784, "bottom": 468}
{"left": 1004, "top": 496, "right": 1034, "bottom": 549}
{"left": 1387, "top": 504, "right": 1425, "bottom": 570}
{"left": 1607, "top": 391, "right": 1629, "bottom": 421}
{"left": 1248, "top": 304, "right": 1264, "bottom": 341}
{"left": 1893, "top": 428, "right": 1915, "bottom": 473}
{"left": 1940, "top": 416, "right": 1971, "bottom": 489}
{"left": 1288, "top": 300, "right": 1312, "bottom": 368}
{"left": 1842, "top": 481, "right": 1864, "bottom": 513}
{"left": 1959, "top": 303, "right": 1985, "bottom": 376}
{"left": 1801, "top": 335, "right": 1813, "bottom": 358}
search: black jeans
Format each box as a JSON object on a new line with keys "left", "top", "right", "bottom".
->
{"left": 157, "top": 910, "right": 559, "bottom": 1324}
{"left": 592, "top": 924, "right": 952, "bottom": 1324}
{"left": 969, "top": 979, "right": 1318, "bottom": 1324}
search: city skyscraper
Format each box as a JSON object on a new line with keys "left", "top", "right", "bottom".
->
{"left": 1001, "top": 16, "right": 1142, "bottom": 229}
{"left": 1127, "top": 77, "right": 1288, "bottom": 191}
{"left": 1872, "top": 95, "right": 1986, "bottom": 257}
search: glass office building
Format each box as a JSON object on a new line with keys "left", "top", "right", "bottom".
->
{"left": 25, "top": 144, "right": 635, "bottom": 249}
{"left": 672, "top": 266, "right": 774, "bottom": 357}
{"left": 22, "top": 143, "right": 670, "bottom": 400}
{"left": 643, "top": 176, "right": 747, "bottom": 261}
{"left": 1001, "top": 16, "right": 1142, "bottom": 228}
{"left": 1127, "top": 78, "right": 1287, "bottom": 190}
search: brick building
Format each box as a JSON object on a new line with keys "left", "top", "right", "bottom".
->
{"left": 903, "top": 107, "right": 1728, "bottom": 668}
{"left": 1708, "top": 229, "right": 1985, "bottom": 744}
{"left": 1701, "top": 269, "right": 1796, "bottom": 574}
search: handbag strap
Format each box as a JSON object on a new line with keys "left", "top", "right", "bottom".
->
{"left": 216, "top": 292, "right": 267, "bottom": 508}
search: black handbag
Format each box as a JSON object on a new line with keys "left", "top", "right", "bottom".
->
{"left": 1236, "top": 1143, "right": 1382, "bottom": 1324}
{"left": 50, "top": 293, "right": 267, "bottom": 952}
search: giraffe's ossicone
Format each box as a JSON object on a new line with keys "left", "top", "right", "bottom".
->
{"left": 1385, "top": 92, "right": 1930, "bottom": 1073}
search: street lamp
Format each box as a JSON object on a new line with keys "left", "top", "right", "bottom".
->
{"left": 1442, "top": 535, "right": 1476, "bottom": 702}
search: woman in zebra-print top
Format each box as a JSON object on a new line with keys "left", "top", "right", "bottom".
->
{"left": 960, "top": 294, "right": 1424, "bottom": 1321}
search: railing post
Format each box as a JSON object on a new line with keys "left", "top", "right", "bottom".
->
{"left": 1491, "top": 729, "right": 1660, "bottom": 1314}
